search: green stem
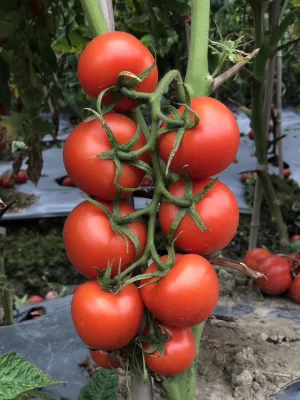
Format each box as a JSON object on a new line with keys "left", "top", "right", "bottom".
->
{"left": 0, "top": 256, "right": 13, "bottom": 325}
{"left": 80, "top": 0, "right": 109, "bottom": 36}
{"left": 185, "top": 0, "right": 213, "bottom": 97}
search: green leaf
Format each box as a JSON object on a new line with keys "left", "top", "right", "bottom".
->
{"left": 52, "top": 25, "right": 92, "bottom": 54}
{"left": 30, "top": 117, "right": 54, "bottom": 139}
{"left": 78, "top": 369, "right": 119, "bottom": 400}
{"left": 0, "top": 352, "right": 64, "bottom": 400}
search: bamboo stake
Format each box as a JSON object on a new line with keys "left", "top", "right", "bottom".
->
{"left": 276, "top": 46, "right": 284, "bottom": 178}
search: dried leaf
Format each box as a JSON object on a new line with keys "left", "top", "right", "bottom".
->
{"left": 26, "top": 144, "right": 43, "bottom": 184}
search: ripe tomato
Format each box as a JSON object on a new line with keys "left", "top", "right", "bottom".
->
{"left": 25, "top": 295, "right": 44, "bottom": 305}
{"left": 63, "top": 114, "right": 150, "bottom": 201}
{"left": 289, "top": 274, "right": 300, "bottom": 304}
{"left": 77, "top": 32, "right": 158, "bottom": 112}
{"left": 72, "top": 281, "right": 144, "bottom": 350}
{"left": 241, "top": 173, "right": 249, "bottom": 183}
{"left": 143, "top": 323, "right": 196, "bottom": 376}
{"left": 61, "top": 176, "right": 75, "bottom": 187}
{"left": 141, "top": 254, "right": 219, "bottom": 327}
{"left": 64, "top": 200, "right": 147, "bottom": 279}
{"left": 283, "top": 169, "right": 291, "bottom": 179}
{"left": 0, "top": 144, "right": 6, "bottom": 152}
{"left": 248, "top": 130, "right": 255, "bottom": 140}
{"left": 244, "top": 248, "right": 272, "bottom": 271}
{"left": 256, "top": 255, "right": 292, "bottom": 295}
{"left": 292, "top": 235, "right": 300, "bottom": 242}
{"left": 232, "top": 157, "right": 238, "bottom": 164}
{"left": 14, "top": 171, "right": 27, "bottom": 184}
{"left": 45, "top": 290, "right": 60, "bottom": 300}
{"left": 158, "top": 179, "right": 239, "bottom": 254}
{"left": 90, "top": 350, "right": 121, "bottom": 369}
{"left": 158, "top": 97, "right": 240, "bottom": 179}
{"left": 2, "top": 178, "right": 13, "bottom": 189}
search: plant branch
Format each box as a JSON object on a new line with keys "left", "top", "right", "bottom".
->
{"left": 80, "top": 0, "right": 109, "bottom": 36}
{"left": 207, "top": 257, "right": 263, "bottom": 279}
{"left": 211, "top": 48, "right": 259, "bottom": 91}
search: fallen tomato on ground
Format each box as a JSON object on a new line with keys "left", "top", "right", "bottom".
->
{"left": 244, "top": 248, "right": 272, "bottom": 271}
{"left": 45, "top": 291, "right": 60, "bottom": 301}
{"left": 14, "top": 171, "right": 28, "bottom": 184}
{"left": 25, "top": 295, "right": 44, "bottom": 305}
{"left": 289, "top": 274, "right": 300, "bottom": 304}
{"left": 61, "top": 176, "right": 75, "bottom": 187}
{"left": 256, "top": 255, "right": 292, "bottom": 295}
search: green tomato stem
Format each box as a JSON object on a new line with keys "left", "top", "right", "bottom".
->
{"left": 80, "top": 0, "right": 109, "bottom": 36}
{"left": 185, "top": 0, "right": 213, "bottom": 97}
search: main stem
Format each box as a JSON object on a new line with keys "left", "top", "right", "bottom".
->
{"left": 80, "top": 0, "right": 109, "bottom": 36}
{"left": 0, "top": 256, "right": 13, "bottom": 325}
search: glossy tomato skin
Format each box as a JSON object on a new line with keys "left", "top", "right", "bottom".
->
{"left": 158, "top": 179, "right": 239, "bottom": 254}
{"left": 77, "top": 32, "right": 158, "bottom": 112}
{"left": 256, "top": 255, "right": 292, "bottom": 295}
{"left": 244, "top": 248, "right": 272, "bottom": 271}
{"left": 63, "top": 200, "right": 147, "bottom": 279}
{"left": 158, "top": 97, "right": 240, "bottom": 179}
{"left": 289, "top": 274, "right": 300, "bottom": 304}
{"left": 143, "top": 323, "right": 196, "bottom": 376}
{"left": 141, "top": 254, "right": 219, "bottom": 327}
{"left": 71, "top": 281, "right": 144, "bottom": 350}
{"left": 90, "top": 350, "right": 121, "bottom": 369}
{"left": 63, "top": 114, "right": 150, "bottom": 201}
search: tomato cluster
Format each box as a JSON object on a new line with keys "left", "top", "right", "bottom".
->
{"left": 0, "top": 171, "right": 28, "bottom": 189}
{"left": 244, "top": 248, "right": 300, "bottom": 302}
{"left": 64, "top": 31, "right": 241, "bottom": 378}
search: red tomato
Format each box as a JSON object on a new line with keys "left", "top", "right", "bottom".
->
{"left": 292, "top": 235, "right": 300, "bottom": 242}
{"left": 141, "top": 254, "right": 219, "bottom": 327}
{"left": 244, "top": 248, "right": 272, "bottom": 271}
{"left": 90, "top": 350, "right": 121, "bottom": 369}
{"left": 0, "top": 144, "right": 6, "bottom": 152}
{"left": 25, "top": 295, "right": 44, "bottom": 305}
{"left": 71, "top": 281, "right": 144, "bottom": 350}
{"left": 289, "top": 274, "right": 300, "bottom": 304}
{"left": 63, "top": 114, "right": 150, "bottom": 201}
{"left": 143, "top": 323, "right": 196, "bottom": 376}
{"left": 283, "top": 169, "right": 291, "bottom": 179}
{"left": 232, "top": 157, "right": 238, "bottom": 164}
{"left": 158, "top": 179, "right": 239, "bottom": 254}
{"left": 64, "top": 200, "right": 147, "bottom": 279}
{"left": 2, "top": 178, "right": 13, "bottom": 189}
{"left": 256, "top": 255, "right": 292, "bottom": 295}
{"left": 158, "top": 97, "right": 240, "bottom": 179}
{"left": 14, "top": 171, "right": 27, "bottom": 184}
{"left": 241, "top": 173, "right": 249, "bottom": 183}
{"left": 45, "top": 290, "right": 60, "bottom": 300}
{"left": 61, "top": 176, "right": 75, "bottom": 187}
{"left": 253, "top": 172, "right": 258, "bottom": 178}
{"left": 78, "top": 32, "right": 158, "bottom": 112}
{"left": 248, "top": 130, "right": 255, "bottom": 140}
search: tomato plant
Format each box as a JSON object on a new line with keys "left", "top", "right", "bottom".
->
{"left": 63, "top": 114, "right": 150, "bottom": 201}
{"left": 256, "top": 255, "right": 292, "bottom": 295}
{"left": 158, "top": 97, "right": 240, "bottom": 179}
{"left": 159, "top": 179, "right": 239, "bottom": 254}
{"left": 71, "top": 280, "right": 144, "bottom": 350}
{"left": 289, "top": 274, "right": 300, "bottom": 304}
{"left": 141, "top": 254, "right": 219, "bottom": 327}
{"left": 143, "top": 323, "right": 196, "bottom": 376}
{"left": 89, "top": 350, "right": 121, "bottom": 369}
{"left": 77, "top": 31, "right": 158, "bottom": 112}
{"left": 244, "top": 248, "right": 272, "bottom": 271}
{"left": 63, "top": 200, "right": 147, "bottom": 279}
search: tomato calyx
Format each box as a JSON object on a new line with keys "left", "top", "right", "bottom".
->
{"left": 138, "top": 316, "right": 169, "bottom": 357}
{"left": 165, "top": 175, "right": 218, "bottom": 243}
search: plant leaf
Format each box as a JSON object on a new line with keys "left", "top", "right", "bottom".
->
{"left": 78, "top": 369, "right": 118, "bottom": 400}
{"left": 0, "top": 352, "right": 64, "bottom": 400}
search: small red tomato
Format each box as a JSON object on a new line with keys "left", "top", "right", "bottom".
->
{"left": 241, "top": 173, "right": 249, "bottom": 183}
{"left": 269, "top": 123, "right": 274, "bottom": 133}
{"left": 141, "top": 254, "right": 219, "bottom": 328}
{"left": 143, "top": 323, "right": 196, "bottom": 377}
{"left": 45, "top": 290, "right": 60, "bottom": 300}
{"left": 283, "top": 169, "right": 291, "bottom": 179}
{"left": 89, "top": 350, "right": 121, "bottom": 369}
{"left": 244, "top": 248, "right": 272, "bottom": 271}
{"left": 256, "top": 255, "right": 292, "bottom": 295}
{"left": 2, "top": 178, "right": 13, "bottom": 189}
{"left": 62, "top": 176, "right": 75, "bottom": 187}
{"left": 253, "top": 172, "right": 258, "bottom": 178}
{"left": 232, "top": 157, "right": 238, "bottom": 164}
{"left": 289, "top": 275, "right": 300, "bottom": 304}
{"left": 248, "top": 130, "right": 255, "bottom": 140}
{"left": 0, "top": 143, "right": 6, "bottom": 152}
{"left": 292, "top": 235, "right": 300, "bottom": 242}
{"left": 14, "top": 171, "right": 28, "bottom": 184}
{"left": 271, "top": 104, "right": 275, "bottom": 111}
{"left": 25, "top": 295, "right": 44, "bottom": 305}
